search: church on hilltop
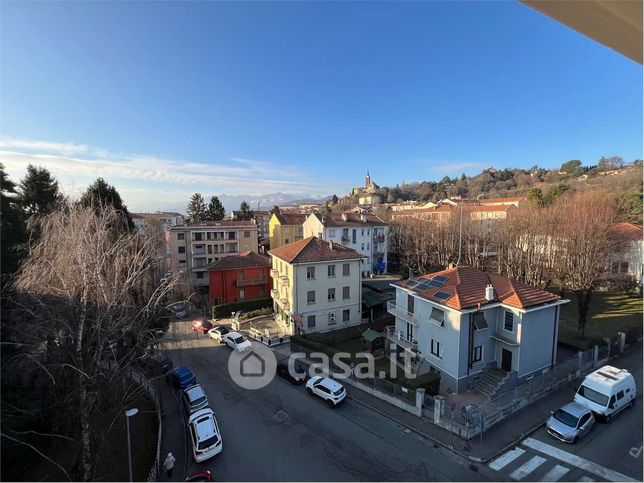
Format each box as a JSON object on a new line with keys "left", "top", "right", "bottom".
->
{"left": 351, "top": 171, "right": 381, "bottom": 205}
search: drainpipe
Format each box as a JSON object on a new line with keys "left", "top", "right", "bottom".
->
{"left": 468, "top": 313, "right": 474, "bottom": 373}
{"left": 550, "top": 305, "right": 559, "bottom": 368}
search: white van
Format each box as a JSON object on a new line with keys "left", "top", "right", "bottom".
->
{"left": 574, "top": 365, "right": 636, "bottom": 421}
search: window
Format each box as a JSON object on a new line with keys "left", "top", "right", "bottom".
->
{"left": 611, "top": 262, "right": 619, "bottom": 273}
{"left": 329, "top": 229, "right": 336, "bottom": 237}
{"left": 179, "top": 259, "right": 186, "bottom": 267}
{"left": 243, "top": 244, "right": 250, "bottom": 251}
{"left": 196, "top": 272, "right": 204, "bottom": 279}
{"left": 208, "top": 245, "right": 213, "bottom": 254}
{"left": 328, "top": 288, "right": 336, "bottom": 301}
{"left": 430, "top": 307, "right": 444, "bottom": 326}
{"left": 473, "top": 312, "right": 488, "bottom": 330}
{"left": 307, "top": 290, "right": 315, "bottom": 304}
{"left": 471, "top": 345, "right": 482, "bottom": 363}
{"left": 407, "top": 294, "right": 415, "bottom": 314}
{"left": 343, "top": 263, "right": 350, "bottom": 276}
{"left": 238, "top": 270, "right": 245, "bottom": 280}
{"left": 352, "top": 229, "right": 356, "bottom": 243}
{"left": 343, "top": 286, "right": 350, "bottom": 300}
{"left": 504, "top": 311, "right": 514, "bottom": 332}
{"left": 178, "top": 246, "right": 186, "bottom": 254}
{"left": 227, "top": 231, "right": 235, "bottom": 240}
{"left": 343, "top": 309, "right": 350, "bottom": 322}
{"left": 239, "top": 289, "right": 245, "bottom": 299}
{"left": 361, "top": 243, "right": 365, "bottom": 250}
{"left": 177, "top": 233, "right": 185, "bottom": 241}
{"left": 285, "top": 238, "right": 290, "bottom": 244}
{"left": 430, "top": 339, "right": 441, "bottom": 358}
{"left": 620, "top": 262, "right": 629, "bottom": 273}
{"left": 616, "top": 390, "right": 624, "bottom": 400}
{"left": 307, "top": 266, "right": 315, "bottom": 280}
{"left": 194, "top": 233, "right": 203, "bottom": 241}
{"left": 307, "top": 315, "right": 316, "bottom": 328}
{"left": 578, "top": 413, "right": 591, "bottom": 427}
{"left": 328, "top": 265, "right": 336, "bottom": 277}
{"left": 361, "top": 229, "right": 365, "bottom": 236}
{"left": 244, "top": 231, "right": 250, "bottom": 238}
{"left": 367, "top": 243, "right": 369, "bottom": 250}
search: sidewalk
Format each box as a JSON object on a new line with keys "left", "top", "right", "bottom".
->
{"left": 157, "top": 378, "right": 188, "bottom": 481}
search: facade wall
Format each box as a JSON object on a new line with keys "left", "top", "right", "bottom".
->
{"left": 208, "top": 266, "right": 272, "bottom": 304}
{"left": 269, "top": 217, "right": 304, "bottom": 249}
{"left": 517, "top": 305, "right": 558, "bottom": 378}
{"left": 602, "top": 239, "right": 644, "bottom": 284}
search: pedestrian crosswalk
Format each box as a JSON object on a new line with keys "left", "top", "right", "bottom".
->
{"left": 486, "top": 437, "right": 638, "bottom": 482}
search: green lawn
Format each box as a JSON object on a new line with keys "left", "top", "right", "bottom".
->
{"left": 559, "top": 291, "right": 643, "bottom": 349}
{"left": 329, "top": 337, "right": 393, "bottom": 376}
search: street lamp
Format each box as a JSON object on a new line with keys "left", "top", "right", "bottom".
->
{"left": 124, "top": 408, "right": 139, "bottom": 482}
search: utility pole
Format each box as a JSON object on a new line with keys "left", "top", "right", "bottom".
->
{"left": 125, "top": 408, "right": 139, "bottom": 482}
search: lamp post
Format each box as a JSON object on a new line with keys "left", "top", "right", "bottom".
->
{"left": 125, "top": 408, "right": 139, "bottom": 482}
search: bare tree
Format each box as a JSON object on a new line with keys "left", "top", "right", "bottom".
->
{"left": 8, "top": 206, "right": 179, "bottom": 480}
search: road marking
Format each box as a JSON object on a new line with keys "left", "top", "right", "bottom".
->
{"left": 509, "top": 455, "right": 546, "bottom": 480}
{"left": 629, "top": 445, "right": 642, "bottom": 458}
{"left": 577, "top": 477, "right": 595, "bottom": 482}
{"left": 541, "top": 464, "right": 570, "bottom": 482}
{"left": 522, "top": 438, "right": 638, "bottom": 482}
{"left": 489, "top": 447, "right": 526, "bottom": 470}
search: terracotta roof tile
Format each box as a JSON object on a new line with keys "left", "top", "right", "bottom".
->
{"left": 170, "top": 220, "right": 256, "bottom": 229}
{"left": 609, "top": 222, "right": 643, "bottom": 241}
{"left": 478, "top": 196, "right": 526, "bottom": 204}
{"left": 268, "top": 236, "right": 365, "bottom": 264}
{"left": 274, "top": 212, "right": 308, "bottom": 225}
{"left": 206, "top": 251, "right": 270, "bottom": 271}
{"left": 395, "top": 266, "right": 560, "bottom": 310}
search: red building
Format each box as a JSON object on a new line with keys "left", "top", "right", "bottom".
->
{"left": 207, "top": 251, "right": 272, "bottom": 304}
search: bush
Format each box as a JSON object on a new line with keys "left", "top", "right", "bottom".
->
{"left": 239, "top": 307, "right": 273, "bottom": 321}
{"left": 398, "top": 371, "right": 441, "bottom": 395}
{"left": 212, "top": 297, "right": 272, "bottom": 318}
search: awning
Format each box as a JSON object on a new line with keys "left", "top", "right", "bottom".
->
{"left": 362, "top": 328, "right": 384, "bottom": 342}
{"left": 490, "top": 333, "right": 520, "bottom": 347}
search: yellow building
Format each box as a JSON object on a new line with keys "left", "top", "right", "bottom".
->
{"left": 269, "top": 212, "right": 307, "bottom": 249}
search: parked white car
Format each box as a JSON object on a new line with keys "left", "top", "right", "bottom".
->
{"left": 306, "top": 376, "right": 346, "bottom": 407}
{"left": 207, "top": 326, "right": 230, "bottom": 343}
{"left": 223, "top": 332, "right": 252, "bottom": 352}
{"left": 574, "top": 365, "right": 636, "bottom": 421}
{"left": 187, "top": 407, "right": 222, "bottom": 462}
{"left": 182, "top": 384, "right": 209, "bottom": 415}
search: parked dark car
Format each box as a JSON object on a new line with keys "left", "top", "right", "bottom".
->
{"left": 185, "top": 470, "right": 214, "bottom": 482}
{"left": 192, "top": 318, "right": 214, "bottom": 334}
{"left": 150, "top": 352, "right": 173, "bottom": 375}
{"left": 277, "top": 358, "right": 307, "bottom": 385}
{"left": 166, "top": 367, "right": 197, "bottom": 390}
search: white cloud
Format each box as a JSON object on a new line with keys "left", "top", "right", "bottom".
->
{"left": 0, "top": 137, "right": 347, "bottom": 211}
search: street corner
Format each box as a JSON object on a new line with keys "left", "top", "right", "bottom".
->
{"left": 227, "top": 343, "right": 277, "bottom": 390}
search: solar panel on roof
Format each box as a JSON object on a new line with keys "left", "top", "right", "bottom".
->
{"left": 405, "top": 279, "right": 421, "bottom": 288}
{"left": 416, "top": 281, "right": 432, "bottom": 290}
{"left": 433, "top": 291, "right": 452, "bottom": 301}
{"left": 428, "top": 280, "right": 443, "bottom": 288}
{"left": 433, "top": 275, "right": 449, "bottom": 283}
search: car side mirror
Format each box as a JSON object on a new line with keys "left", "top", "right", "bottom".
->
{"left": 550, "top": 411, "right": 554, "bottom": 415}
{"left": 609, "top": 404, "right": 615, "bottom": 409}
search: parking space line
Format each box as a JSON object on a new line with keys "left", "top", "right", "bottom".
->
{"left": 510, "top": 455, "right": 546, "bottom": 480}
{"left": 522, "top": 438, "right": 638, "bottom": 482}
{"left": 541, "top": 464, "right": 570, "bottom": 482}
{"left": 489, "top": 447, "right": 526, "bottom": 470}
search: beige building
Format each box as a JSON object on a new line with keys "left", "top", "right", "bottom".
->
{"left": 169, "top": 220, "right": 258, "bottom": 287}
{"left": 268, "top": 237, "right": 365, "bottom": 335}
{"left": 269, "top": 212, "right": 307, "bottom": 249}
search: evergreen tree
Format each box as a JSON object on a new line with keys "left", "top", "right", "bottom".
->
{"left": 19, "top": 164, "right": 61, "bottom": 216}
{"left": 79, "top": 178, "right": 134, "bottom": 230}
{"left": 1, "top": 164, "right": 27, "bottom": 273}
{"left": 237, "top": 201, "right": 254, "bottom": 221}
{"left": 271, "top": 205, "right": 280, "bottom": 214}
{"left": 331, "top": 194, "right": 339, "bottom": 205}
{"left": 205, "top": 195, "right": 226, "bottom": 221}
{"left": 186, "top": 193, "right": 207, "bottom": 223}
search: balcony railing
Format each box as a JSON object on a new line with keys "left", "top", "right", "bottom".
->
{"left": 270, "top": 269, "right": 279, "bottom": 278}
{"left": 373, "top": 234, "right": 385, "bottom": 242}
{"left": 279, "top": 298, "right": 290, "bottom": 311}
{"left": 236, "top": 277, "right": 267, "bottom": 287}
{"left": 385, "top": 326, "right": 418, "bottom": 352}
{"left": 192, "top": 248, "right": 206, "bottom": 256}
{"left": 279, "top": 276, "right": 289, "bottom": 287}
{"left": 341, "top": 235, "right": 350, "bottom": 242}
{"left": 270, "top": 289, "right": 279, "bottom": 299}
{"left": 386, "top": 301, "right": 419, "bottom": 326}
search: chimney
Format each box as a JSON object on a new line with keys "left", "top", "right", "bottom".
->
{"left": 360, "top": 214, "right": 367, "bottom": 222}
{"left": 485, "top": 284, "right": 495, "bottom": 301}
{"left": 329, "top": 240, "right": 334, "bottom": 250}
{"left": 342, "top": 213, "right": 348, "bottom": 221}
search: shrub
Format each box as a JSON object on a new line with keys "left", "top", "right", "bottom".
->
{"left": 239, "top": 307, "right": 273, "bottom": 320}
{"left": 212, "top": 297, "right": 272, "bottom": 318}
{"left": 398, "top": 371, "right": 441, "bottom": 395}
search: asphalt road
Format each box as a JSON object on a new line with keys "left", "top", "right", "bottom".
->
{"left": 161, "top": 319, "right": 487, "bottom": 482}
{"left": 484, "top": 343, "right": 643, "bottom": 482}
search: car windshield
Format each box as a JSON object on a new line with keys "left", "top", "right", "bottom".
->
{"left": 234, "top": 336, "right": 246, "bottom": 344}
{"left": 191, "top": 396, "right": 206, "bottom": 406}
{"left": 333, "top": 387, "right": 344, "bottom": 396}
{"left": 577, "top": 384, "right": 609, "bottom": 406}
{"left": 198, "top": 434, "right": 220, "bottom": 450}
{"left": 552, "top": 409, "right": 579, "bottom": 428}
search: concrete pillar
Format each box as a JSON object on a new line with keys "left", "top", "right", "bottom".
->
{"left": 416, "top": 388, "right": 425, "bottom": 412}
{"left": 618, "top": 332, "right": 626, "bottom": 354}
{"left": 593, "top": 345, "right": 599, "bottom": 367}
{"left": 433, "top": 395, "right": 445, "bottom": 425}
{"left": 577, "top": 350, "right": 583, "bottom": 369}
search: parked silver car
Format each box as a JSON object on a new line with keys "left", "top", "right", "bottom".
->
{"left": 546, "top": 401, "right": 595, "bottom": 443}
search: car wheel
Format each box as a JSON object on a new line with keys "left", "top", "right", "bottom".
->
{"left": 605, "top": 414, "right": 611, "bottom": 423}
{"left": 629, "top": 400, "right": 635, "bottom": 408}
{"left": 327, "top": 399, "right": 335, "bottom": 408}
{"left": 571, "top": 436, "right": 578, "bottom": 444}
{"left": 307, "top": 387, "right": 313, "bottom": 395}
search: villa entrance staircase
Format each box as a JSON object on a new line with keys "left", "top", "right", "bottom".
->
{"left": 474, "top": 367, "right": 512, "bottom": 400}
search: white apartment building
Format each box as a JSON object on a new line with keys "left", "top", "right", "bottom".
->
{"left": 168, "top": 220, "right": 258, "bottom": 287}
{"left": 268, "top": 237, "right": 365, "bottom": 335}
{"left": 303, "top": 212, "right": 389, "bottom": 276}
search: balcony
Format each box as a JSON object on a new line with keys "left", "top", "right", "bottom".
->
{"left": 270, "top": 269, "right": 279, "bottom": 278}
{"left": 192, "top": 248, "right": 206, "bottom": 256}
{"left": 385, "top": 326, "right": 418, "bottom": 352}
{"left": 279, "top": 276, "right": 289, "bottom": 287}
{"left": 341, "top": 235, "right": 350, "bottom": 242}
{"left": 236, "top": 277, "right": 267, "bottom": 287}
{"left": 279, "top": 298, "right": 290, "bottom": 311}
{"left": 373, "top": 234, "right": 385, "bottom": 242}
{"left": 386, "top": 301, "right": 419, "bottom": 326}
{"left": 270, "top": 289, "right": 279, "bottom": 299}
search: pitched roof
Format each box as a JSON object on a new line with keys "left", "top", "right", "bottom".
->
{"left": 609, "top": 222, "right": 643, "bottom": 241}
{"left": 395, "top": 266, "right": 560, "bottom": 310}
{"left": 268, "top": 237, "right": 365, "bottom": 263}
{"left": 313, "top": 212, "right": 387, "bottom": 227}
{"left": 478, "top": 196, "right": 526, "bottom": 204}
{"left": 206, "top": 251, "right": 271, "bottom": 271}
{"left": 273, "top": 212, "right": 308, "bottom": 225}
{"left": 170, "top": 220, "right": 256, "bottom": 230}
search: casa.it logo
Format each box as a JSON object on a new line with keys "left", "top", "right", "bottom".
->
{"left": 227, "top": 344, "right": 277, "bottom": 390}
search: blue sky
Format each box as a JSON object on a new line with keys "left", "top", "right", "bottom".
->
{"left": 1, "top": 1, "right": 641, "bottom": 211}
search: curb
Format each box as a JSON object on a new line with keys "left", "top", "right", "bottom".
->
{"left": 348, "top": 393, "right": 545, "bottom": 465}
